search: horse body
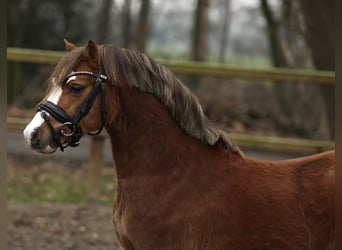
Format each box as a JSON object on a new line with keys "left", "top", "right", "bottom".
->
{"left": 23, "top": 40, "right": 335, "bottom": 250}
{"left": 109, "top": 86, "right": 335, "bottom": 250}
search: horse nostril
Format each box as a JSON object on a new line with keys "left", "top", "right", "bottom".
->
{"left": 31, "top": 128, "right": 41, "bottom": 145}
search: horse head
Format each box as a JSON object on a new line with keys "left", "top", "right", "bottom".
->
{"left": 23, "top": 40, "right": 119, "bottom": 153}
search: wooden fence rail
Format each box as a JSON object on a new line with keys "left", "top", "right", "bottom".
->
{"left": 7, "top": 47, "right": 335, "bottom": 85}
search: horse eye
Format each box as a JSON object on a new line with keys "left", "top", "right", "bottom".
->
{"left": 70, "top": 84, "right": 85, "bottom": 94}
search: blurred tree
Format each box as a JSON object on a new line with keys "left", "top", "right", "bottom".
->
{"left": 260, "top": 0, "right": 311, "bottom": 68}
{"left": 260, "top": 0, "right": 287, "bottom": 67}
{"left": 8, "top": 0, "right": 98, "bottom": 49}
{"left": 7, "top": 0, "right": 97, "bottom": 106}
{"left": 192, "top": 0, "right": 209, "bottom": 61}
{"left": 260, "top": 0, "right": 329, "bottom": 139}
{"left": 218, "top": 0, "right": 231, "bottom": 63}
{"left": 97, "top": 0, "right": 114, "bottom": 43}
{"left": 298, "top": 0, "right": 334, "bottom": 139}
{"left": 7, "top": 0, "right": 21, "bottom": 46}
{"left": 280, "top": 0, "right": 309, "bottom": 67}
{"left": 188, "top": 0, "right": 210, "bottom": 90}
{"left": 122, "top": 0, "right": 132, "bottom": 47}
{"left": 7, "top": 0, "right": 23, "bottom": 104}
{"left": 135, "top": 0, "right": 151, "bottom": 52}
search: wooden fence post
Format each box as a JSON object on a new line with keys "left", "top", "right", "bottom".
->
{"left": 88, "top": 136, "right": 105, "bottom": 202}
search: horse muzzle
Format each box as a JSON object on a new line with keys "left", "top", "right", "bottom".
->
{"left": 23, "top": 122, "right": 58, "bottom": 154}
{"left": 23, "top": 111, "right": 81, "bottom": 154}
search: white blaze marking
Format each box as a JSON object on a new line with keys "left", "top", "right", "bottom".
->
{"left": 47, "top": 85, "right": 62, "bottom": 103}
{"left": 23, "top": 112, "right": 45, "bottom": 145}
{"left": 23, "top": 84, "right": 63, "bottom": 146}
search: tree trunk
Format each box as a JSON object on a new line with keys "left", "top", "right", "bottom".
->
{"left": 7, "top": 0, "right": 22, "bottom": 104}
{"left": 298, "top": 0, "right": 335, "bottom": 139}
{"left": 122, "top": 0, "right": 132, "bottom": 48}
{"left": 218, "top": 0, "right": 231, "bottom": 63}
{"left": 192, "top": 0, "right": 210, "bottom": 61}
{"left": 135, "top": 0, "right": 151, "bottom": 52}
{"left": 189, "top": 0, "right": 210, "bottom": 90}
{"left": 260, "top": 0, "right": 287, "bottom": 67}
{"left": 260, "top": 0, "right": 327, "bottom": 139}
{"left": 98, "top": 0, "right": 113, "bottom": 43}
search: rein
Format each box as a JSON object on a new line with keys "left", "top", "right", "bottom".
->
{"left": 37, "top": 65, "right": 108, "bottom": 151}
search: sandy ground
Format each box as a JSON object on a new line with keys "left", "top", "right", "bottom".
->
{"left": 7, "top": 153, "right": 122, "bottom": 250}
{"left": 7, "top": 202, "right": 122, "bottom": 250}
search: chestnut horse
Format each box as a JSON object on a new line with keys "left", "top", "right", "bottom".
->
{"left": 23, "top": 40, "right": 335, "bottom": 250}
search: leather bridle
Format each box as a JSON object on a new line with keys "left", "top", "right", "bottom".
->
{"left": 37, "top": 65, "right": 108, "bottom": 151}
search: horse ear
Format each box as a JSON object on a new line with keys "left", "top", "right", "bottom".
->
{"left": 82, "top": 40, "right": 100, "bottom": 67}
{"left": 64, "top": 39, "right": 77, "bottom": 52}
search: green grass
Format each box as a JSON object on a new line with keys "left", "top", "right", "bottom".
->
{"left": 7, "top": 167, "right": 116, "bottom": 205}
{"left": 147, "top": 46, "right": 272, "bottom": 68}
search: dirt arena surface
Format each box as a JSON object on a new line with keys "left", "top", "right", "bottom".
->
{"left": 7, "top": 154, "right": 122, "bottom": 250}
{"left": 7, "top": 202, "right": 122, "bottom": 250}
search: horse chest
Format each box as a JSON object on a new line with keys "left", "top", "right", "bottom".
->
{"left": 112, "top": 184, "right": 212, "bottom": 249}
{"left": 113, "top": 201, "right": 187, "bottom": 249}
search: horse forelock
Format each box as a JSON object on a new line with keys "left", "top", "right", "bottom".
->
{"left": 44, "top": 47, "right": 84, "bottom": 99}
{"left": 100, "top": 45, "right": 240, "bottom": 153}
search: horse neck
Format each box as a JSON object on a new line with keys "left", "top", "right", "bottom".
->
{"left": 106, "top": 86, "right": 198, "bottom": 178}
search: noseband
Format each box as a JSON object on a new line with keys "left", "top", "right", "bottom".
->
{"left": 37, "top": 65, "right": 108, "bottom": 151}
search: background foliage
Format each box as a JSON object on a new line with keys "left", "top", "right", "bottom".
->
{"left": 7, "top": 0, "right": 334, "bottom": 140}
